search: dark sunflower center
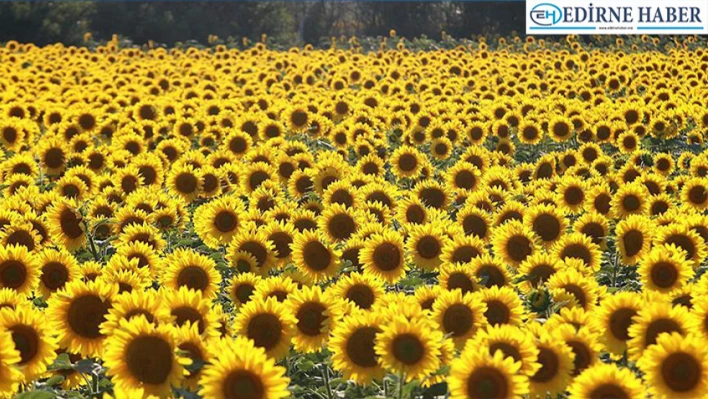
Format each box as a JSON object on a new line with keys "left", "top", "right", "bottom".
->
{"left": 269, "top": 232, "right": 292, "bottom": 259}
{"left": 531, "top": 347, "right": 559, "bottom": 383}
{"left": 665, "top": 235, "right": 695, "bottom": 261}
{"left": 564, "top": 187, "right": 584, "bottom": 205}
{"left": 533, "top": 214, "right": 562, "bottom": 242}
{"left": 609, "top": 308, "right": 637, "bottom": 341}
{"left": 645, "top": 318, "right": 682, "bottom": 347}
{"left": 60, "top": 208, "right": 84, "bottom": 239}
{"left": 398, "top": 154, "right": 418, "bottom": 172}
{"left": 177, "top": 266, "right": 209, "bottom": 292}
{"left": 372, "top": 242, "right": 402, "bottom": 272}
{"left": 125, "top": 309, "right": 155, "bottom": 324}
{"left": 447, "top": 272, "right": 475, "bottom": 294}
{"left": 126, "top": 336, "right": 173, "bottom": 385}
{"left": 171, "top": 306, "right": 205, "bottom": 334}
{"left": 68, "top": 295, "right": 109, "bottom": 339}
{"left": 567, "top": 340, "right": 592, "bottom": 376}
{"left": 651, "top": 261, "right": 679, "bottom": 288}
{"left": 416, "top": 236, "right": 441, "bottom": 259}
{"left": 467, "top": 366, "right": 509, "bottom": 399}
{"left": 296, "top": 302, "right": 327, "bottom": 336}
{"left": 463, "top": 214, "right": 488, "bottom": 238}
{"left": 175, "top": 173, "right": 198, "bottom": 194}
{"left": 443, "top": 304, "right": 474, "bottom": 337}
{"left": 41, "top": 262, "right": 69, "bottom": 290}
{"left": 392, "top": 333, "right": 425, "bottom": 365}
{"left": 528, "top": 264, "right": 555, "bottom": 287}
{"left": 662, "top": 352, "right": 701, "bottom": 393}
{"left": 345, "top": 327, "right": 378, "bottom": 367}
{"left": 485, "top": 300, "right": 511, "bottom": 325}
{"left": 10, "top": 324, "right": 39, "bottom": 365}
{"left": 346, "top": 284, "right": 375, "bottom": 309}
{"left": 0, "top": 260, "right": 27, "bottom": 289}
{"left": 622, "top": 195, "right": 640, "bottom": 212}
{"left": 303, "top": 241, "right": 332, "bottom": 271}
{"left": 223, "top": 370, "right": 265, "bottom": 399}
{"left": 562, "top": 284, "right": 587, "bottom": 309}
{"left": 329, "top": 214, "right": 356, "bottom": 240}
{"left": 560, "top": 243, "right": 592, "bottom": 267}
{"left": 589, "top": 383, "right": 629, "bottom": 399}
{"left": 247, "top": 313, "right": 282, "bottom": 351}
{"left": 45, "top": 148, "right": 65, "bottom": 169}
{"left": 239, "top": 242, "right": 267, "bottom": 268}
{"left": 234, "top": 284, "right": 255, "bottom": 304}
{"left": 452, "top": 246, "right": 480, "bottom": 264}
{"left": 489, "top": 342, "right": 522, "bottom": 363}
{"left": 506, "top": 235, "right": 532, "bottom": 262}
{"left": 420, "top": 188, "right": 445, "bottom": 209}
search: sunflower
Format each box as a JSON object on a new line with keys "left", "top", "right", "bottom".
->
{"left": 163, "top": 286, "right": 219, "bottom": 338}
{"left": 199, "top": 336, "right": 290, "bottom": 399}
{"left": 115, "top": 241, "right": 160, "bottom": 276}
{"left": 456, "top": 205, "right": 493, "bottom": 241}
{"left": 36, "top": 136, "right": 68, "bottom": 175}
{"left": 36, "top": 248, "right": 80, "bottom": 298}
{"left": 596, "top": 292, "right": 642, "bottom": 356}
{"left": 329, "top": 311, "right": 386, "bottom": 385}
{"left": 390, "top": 145, "right": 425, "bottom": 179}
{"left": 166, "top": 164, "right": 202, "bottom": 202}
{"left": 548, "top": 116, "right": 573, "bottom": 142}
{"left": 0, "top": 329, "right": 21, "bottom": 394}
{"left": 611, "top": 182, "right": 649, "bottom": 218}
{"left": 573, "top": 212, "right": 609, "bottom": 249}
{"left": 552, "top": 232, "right": 601, "bottom": 273}
{"left": 516, "top": 253, "right": 562, "bottom": 293}
{"left": 638, "top": 332, "right": 708, "bottom": 399}
{"left": 104, "top": 316, "right": 186, "bottom": 398}
{"left": 375, "top": 315, "right": 442, "bottom": 382}
{"left": 0, "top": 307, "right": 58, "bottom": 382}
{"left": 627, "top": 301, "right": 692, "bottom": 361}
{"left": 331, "top": 272, "right": 384, "bottom": 312}
{"left": 160, "top": 248, "right": 222, "bottom": 300}
{"left": 432, "top": 289, "right": 487, "bottom": 348}
{"left": 235, "top": 296, "right": 295, "bottom": 360}
{"left": 468, "top": 324, "right": 539, "bottom": 377}
{"left": 227, "top": 272, "right": 261, "bottom": 308}
{"left": 523, "top": 204, "right": 567, "bottom": 248}
{"left": 449, "top": 347, "right": 529, "bottom": 399}
{"left": 252, "top": 275, "right": 298, "bottom": 303}
{"left": 653, "top": 223, "right": 706, "bottom": 268}
{"left": 285, "top": 285, "right": 341, "bottom": 353}
{"left": 291, "top": 230, "right": 341, "bottom": 283}
{"left": 479, "top": 286, "right": 526, "bottom": 327}
{"left": 439, "top": 234, "right": 486, "bottom": 265}
{"left": 527, "top": 326, "right": 575, "bottom": 397}
{"left": 47, "top": 279, "right": 117, "bottom": 357}
{"left": 556, "top": 176, "right": 587, "bottom": 213}
{"left": 568, "top": 362, "right": 645, "bottom": 399}
{"left": 46, "top": 199, "right": 86, "bottom": 252}
{"left": 193, "top": 197, "right": 245, "bottom": 250}
{"left": 492, "top": 220, "right": 538, "bottom": 268}
{"left": 100, "top": 288, "right": 169, "bottom": 336}
{"left": 639, "top": 244, "right": 694, "bottom": 294}
{"left": 613, "top": 215, "right": 653, "bottom": 266}
{"left": 228, "top": 230, "right": 277, "bottom": 275}
{"left": 360, "top": 230, "right": 407, "bottom": 284}
{"left": 118, "top": 222, "right": 166, "bottom": 252}
{"left": 0, "top": 244, "right": 39, "bottom": 295}
{"left": 439, "top": 263, "right": 479, "bottom": 295}
{"left": 547, "top": 268, "right": 600, "bottom": 312}
{"left": 406, "top": 223, "right": 448, "bottom": 270}
{"left": 553, "top": 323, "right": 602, "bottom": 377}
{"left": 319, "top": 203, "right": 360, "bottom": 242}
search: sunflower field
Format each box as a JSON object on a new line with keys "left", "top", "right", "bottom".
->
{"left": 0, "top": 33, "right": 708, "bottom": 399}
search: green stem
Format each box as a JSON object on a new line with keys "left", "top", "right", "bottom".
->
{"left": 84, "top": 221, "right": 100, "bottom": 262}
{"left": 397, "top": 370, "right": 405, "bottom": 399}
{"left": 321, "top": 365, "right": 334, "bottom": 399}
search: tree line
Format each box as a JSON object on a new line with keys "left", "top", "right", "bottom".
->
{"left": 0, "top": 2, "right": 526, "bottom": 46}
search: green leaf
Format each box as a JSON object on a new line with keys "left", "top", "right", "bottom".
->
{"left": 15, "top": 391, "right": 57, "bottom": 399}
{"left": 45, "top": 375, "right": 65, "bottom": 386}
{"left": 74, "top": 359, "right": 95, "bottom": 374}
{"left": 48, "top": 353, "right": 72, "bottom": 370}
{"left": 297, "top": 359, "right": 315, "bottom": 371}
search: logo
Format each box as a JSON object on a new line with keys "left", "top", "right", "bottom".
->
{"left": 530, "top": 3, "right": 562, "bottom": 26}
{"left": 527, "top": 0, "right": 708, "bottom": 35}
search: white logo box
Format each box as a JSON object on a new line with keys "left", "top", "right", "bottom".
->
{"left": 527, "top": 0, "right": 708, "bottom": 34}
